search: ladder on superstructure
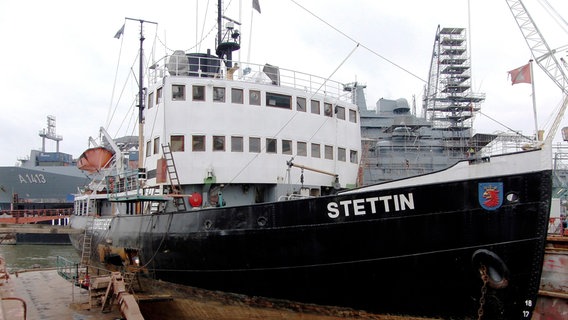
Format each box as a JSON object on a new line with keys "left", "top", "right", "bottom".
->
{"left": 80, "top": 217, "right": 94, "bottom": 266}
{"left": 161, "top": 144, "right": 187, "bottom": 211}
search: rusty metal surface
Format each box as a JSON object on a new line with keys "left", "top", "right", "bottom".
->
{"left": 135, "top": 277, "right": 440, "bottom": 320}
{"left": 533, "top": 236, "right": 568, "bottom": 320}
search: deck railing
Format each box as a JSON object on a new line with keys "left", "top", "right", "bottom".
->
{"left": 148, "top": 54, "right": 353, "bottom": 103}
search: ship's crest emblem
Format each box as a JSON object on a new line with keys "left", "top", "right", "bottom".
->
{"left": 479, "top": 182, "right": 503, "bottom": 211}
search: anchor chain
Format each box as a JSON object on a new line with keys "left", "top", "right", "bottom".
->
{"left": 477, "top": 264, "right": 488, "bottom": 320}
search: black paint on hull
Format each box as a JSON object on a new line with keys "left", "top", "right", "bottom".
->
{"left": 71, "top": 169, "right": 551, "bottom": 319}
{"left": 15, "top": 233, "right": 71, "bottom": 245}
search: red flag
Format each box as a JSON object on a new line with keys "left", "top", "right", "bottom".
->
{"left": 508, "top": 63, "right": 531, "bottom": 85}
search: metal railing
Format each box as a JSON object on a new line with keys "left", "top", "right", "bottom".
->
{"left": 148, "top": 54, "right": 353, "bottom": 103}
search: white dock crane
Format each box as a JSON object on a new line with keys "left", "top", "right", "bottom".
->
{"left": 505, "top": 0, "right": 568, "bottom": 146}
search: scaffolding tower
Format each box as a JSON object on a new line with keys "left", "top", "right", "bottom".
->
{"left": 423, "top": 26, "right": 486, "bottom": 153}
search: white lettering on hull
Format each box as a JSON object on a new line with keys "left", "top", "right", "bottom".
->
{"left": 92, "top": 218, "right": 112, "bottom": 231}
{"left": 18, "top": 173, "right": 47, "bottom": 184}
{"left": 327, "top": 193, "right": 414, "bottom": 218}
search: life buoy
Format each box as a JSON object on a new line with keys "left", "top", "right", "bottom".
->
{"left": 471, "top": 249, "right": 509, "bottom": 289}
{"left": 189, "top": 192, "right": 203, "bottom": 207}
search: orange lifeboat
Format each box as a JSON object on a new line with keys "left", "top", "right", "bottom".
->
{"left": 77, "top": 147, "right": 114, "bottom": 173}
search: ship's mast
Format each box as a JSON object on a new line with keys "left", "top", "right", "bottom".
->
{"left": 124, "top": 18, "right": 157, "bottom": 173}
{"left": 39, "top": 115, "right": 62, "bottom": 153}
{"left": 215, "top": 0, "right": 241, "bottom": 68}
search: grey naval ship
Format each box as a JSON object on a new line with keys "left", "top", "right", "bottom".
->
{"left": 357, "top": 26, "right": 496, "bottom": 185}
{"left": 0, "top": 116, "right": 90, "bottom": 243}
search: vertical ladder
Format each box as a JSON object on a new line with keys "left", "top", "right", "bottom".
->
{"left": 161, "top": 144, "right": 187, "bottom": 211}
{"left": 81, "top": 217, "right": 94, "bottom": 266}
{"left": 123, "top": 271, "right": 137, "bottom": 293}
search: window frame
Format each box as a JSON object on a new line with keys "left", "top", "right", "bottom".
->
{"left": 324, "top": 103, "right": 333, "bottom": 117}
{"left": 338, "top": 147, "right": 346, "bottom": 162}
{"left": 231, "top": 136, "right": 244, "bottom": 152}
{"left": 212, "top": 135, "right": 226, "bottom": 151}
{"left": 324, "top": 145, "right": 333, "bottom": 160}
{"left": 297, "top": 141, "right": 307, "bottom": 156}
{"left": 172, "top": 84, "right": 185, "bottom": 101}
{"left": 231, "top": 88, "right": 244, "bottom": 104}
{"left": 192, "top": 135, "right": 206, "bottom": 151}
{"left": 249, "top": 137, "right": 261, "bottom": 153}
{"left": 266, "top": 138, "right": 277, "bottom": 153}
{"left": 153, "top": 137, "right": 160, "bottom": 155}
{"left": 213, "top": 87, "right": 226, "bottom": 102}
{"left": 296, "top": 97, "right": 307, "bottom": 112}
{"left": 282, "top": 139, "right": 292, "bottom": 155}
{"left": 249, "top": 90, "right": 261, "bottom": 106}
{"left": 349, "top": 109, "right": 357, "bottom": 123}
{"left": 170, "top": 135, "right": 185, "bottom": 152}
{"left": 266, "top": 92, "right": 291, "bottom": 109}
{"left": 192, "top": 85, "right": 205, "bottom": 101}
{"left": 350, "top": 150, "right": 359, "bottom": 164}
{"left": 156, "top": 87, "right": 163, "bottom": 104}
{"left": 337, "top": 106, "right": 346, "bottom": 120}
{"left": 310, "top": 100, "right": 320, "bottom": 115}
{"left": 311, "top": 143, "right": 321, "bottom": 158}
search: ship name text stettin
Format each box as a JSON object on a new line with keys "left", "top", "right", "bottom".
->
{"left": 327, "top": 193, "right": 415, "bottom": 218}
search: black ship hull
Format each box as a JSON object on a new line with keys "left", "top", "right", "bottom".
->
{"left": 70, "top": 151, "right": 552, "bottom": 319}
{"left": 15, "top": 233, "right": 70, "bottom": 245}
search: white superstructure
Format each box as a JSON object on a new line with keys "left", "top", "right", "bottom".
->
{"left": 141, "top": 55, "right": 361, "bottom": 207}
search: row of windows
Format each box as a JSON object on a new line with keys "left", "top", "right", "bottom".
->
{"left": 147, "top": 135, "right": 359, "bottom": 164}
{"left": 148, "top": 84, "right": 358, "bottom": 122}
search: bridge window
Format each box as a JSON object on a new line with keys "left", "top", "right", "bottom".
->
{"left": 213, "top": 136, "right": 225, "bottom": 151}
{"left": 213, "top": 87, "right": 226, "bottom": 102}
{"left": 231, "top": 88, "right": 243, "bottom": 104}
{"left": 153, "top": 137, "right": 160, "bottom": 155}
{"left": 192, "top": 85, "right": 205, "bottom": 101}
{"left": 325, "top": 145, "right": 333, "bottom": 160}
{"left": 349, "top": 109, "right": 357, "bottom": 123}
{"left": 148, "top": 92, "right": 154, "bottom": 109}
{"left": 146, "top": 141, "right": 151, "bottom": 157}
{"left": 172, "top": 85, "right": 185, "bottom": 101}
{"left": 311, "top": 143, "right": 321, "bottom": 158}
{"left": 297, "top": 141, "right": 307, "bottom": 156}
{"left": 156, "top": 87, "right": 163, "bottom": 104}
{"left": 171, "top": 135, "right": 185, "bottom": 152}
{"left": 249, "top": 137, "right": 261, "bottom": 153}
{"left": 192, "top": 135, "right": 206, "bottom": 151}
{"left": 338, "top": 147, "right": 346, "bottom": 162}
{"left": 266, "top": 138, "right": 277, "bottom": 153}
{"left": 350, "top": 150, "right": 358, "bottom": 164}
{"left": 296, "top": 97, "right": 306, "bottom": 112}
{"left": 282, "top": 139, "right": 292, "bottom": 155}
{"left": 250, "top": 90, "right": 261, "bottom": 105}
{"left": 266, "top": 92, "right": 291, "bottom": 109}
{"left": 324, "top": 103, "right": 333, "bottom": 117}
{"left": 231, "top": 136, "right": 243, "bottom": 152}
{"left": 311, "top": 100, "right": 320, "bottom": 114}
{"left": 336, "top": 106, "right": 345, "bottom": 120}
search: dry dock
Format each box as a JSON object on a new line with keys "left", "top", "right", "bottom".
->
{"left": 0, "top": 266, "right": 437, "bottom": 320}
{"left": 0, "top": 268, "right": 121, "bottom": 320}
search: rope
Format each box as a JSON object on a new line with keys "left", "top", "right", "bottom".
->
{"left": 288, "top": 0, "right": 426, "bottom": 84}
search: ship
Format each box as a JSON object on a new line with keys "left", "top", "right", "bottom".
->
{"left": 358, "top": 26, "right": 498, "bottom": 185}
{"left": 0, "top": 116, "right": 90, "bottom": 244}
{"left": 69, "top": 2, "right": 553, "bottom": 319}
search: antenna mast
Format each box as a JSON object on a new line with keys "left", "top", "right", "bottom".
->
{"left": 124, "top": 17, "right": 157, "bottom": 172}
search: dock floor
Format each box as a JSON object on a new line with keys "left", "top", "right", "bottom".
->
{"left": 1, "top": 268, "right": 437, "bottom": 320}
{"left": 0, "top": 269, "right": 121, "bottom": 320}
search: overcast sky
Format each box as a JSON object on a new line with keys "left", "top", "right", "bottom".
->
{"left": 0, "top": 0, "right": 567, "bottom": 166}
